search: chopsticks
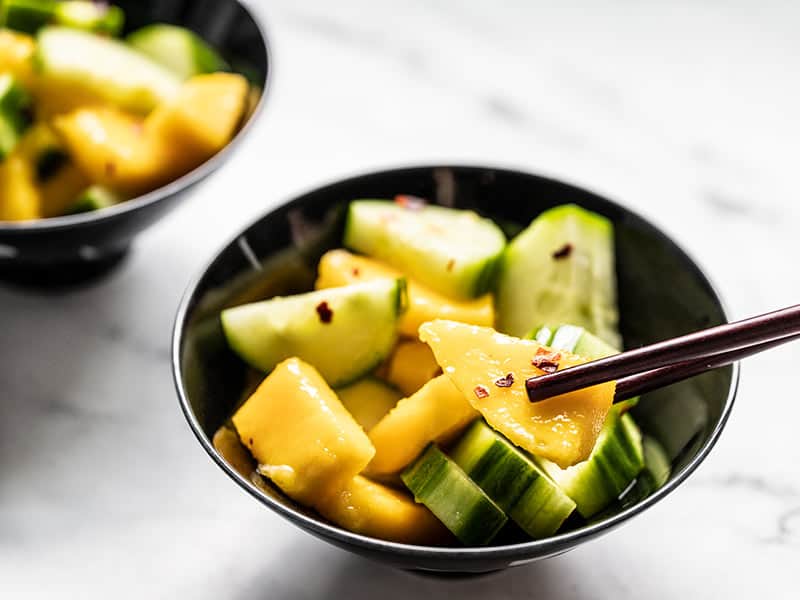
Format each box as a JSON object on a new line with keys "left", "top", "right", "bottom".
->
{"left": 526, "top": 304, "right": 800, "bottom": 403}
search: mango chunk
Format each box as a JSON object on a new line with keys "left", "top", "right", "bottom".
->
{"left": 0, "top": 29, "right": 35, "bottom": 85}
{"left": 232, "top": 358, "right": 375, "bottom": 505}
{"left": 419, "top": 320, "right": 616, "bottom": 468}
{"left": 367, "top": 375, "right": 478, "bottom": 475}
{"left": 147, "top": 72, "right": 248, "bottom": 173}
{"left": 336, "top": 378, "right": 401, "bottom": 431}
{"left": 315, "top": 475, "right": 448, "bottom": 544}
{"left": 316, "top": 249, "right": 494, "bottom": 338}
{"left": 385, "top": 339, "right": 441, "bottom": 396}
{"left": 0, "top": 156, "right": 40, "bottom": 220}
{"left": 52, "top": 73, "right": 249, "bottom": 196}
{"left": 52, "top": 107, "right": 155, "bottom": 193}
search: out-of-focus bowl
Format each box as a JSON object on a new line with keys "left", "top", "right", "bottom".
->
{"left": 0, "top": 0, "right": 270, "bottom": 285}
{"left": 172, "top": 165, "right": 737, "bottom": 574}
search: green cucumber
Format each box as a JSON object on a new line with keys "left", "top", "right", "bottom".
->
{"left": 537, "top": 409, "right": 644, "bottom": 518}
{"left": 0, "top": 73, "right": 31, "bottom": 158}
{"left": 451, "top": 420, "right": 576, "bottom": 538}
{"left": 531, "top": 323, "right": 639, "bottom": 412}
{"left": 343, "top": 199, "right": 505, "bottom": 299}
{"left": 221, "top": 279, "right": 405, "bottom": 387}
{"left": 35, "top": 26, "right": 181, "bottom": 114}
{"left": 127, "top": 24, "right": 229, "bottom": 80}
{"left": 401, "top": 443, "right": 507, "bottom": 546}
{"left": 496, "top": 204, "right": 621, "bottom": 348}
{"left": 622, "top": 434, "right": 671, "bottom": 505}
{"left": 2, "top": 0, "right": 124, "bottom": 35}
{"left": 66, "top": 185, "right": 122, "bottom": 215}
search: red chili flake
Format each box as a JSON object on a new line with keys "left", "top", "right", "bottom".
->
{"left": 351, "top": 267, "right": 360, "bottom": 277}
{"left": 446, "top": 258, "right": 455, "bottom": 272}
{"left": 104, "top": 161, "right": 117, "bottom": 177}
{"left": 531, "top": 351, "right": 561, "bottom": 374}
{"left": 552, "top": 243, "right": 573, "bottom": 260}
{"left": 473, "top": 385, "right": 490, "bottom": 399}
{"left": 494, "top": 373, "right": 514, "bottom": 387}
{"left": 394, "top": 194, "right": 427, "bottom": 211}
{"left": 315, "top": 301, "right": 333, "bottom": 323}
{"left": 248, "top": 437, "right": 254, "bottom": 446}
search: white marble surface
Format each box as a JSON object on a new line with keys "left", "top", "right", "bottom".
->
{"left": 2, "top": 0, "right": 800, "bottom": 597}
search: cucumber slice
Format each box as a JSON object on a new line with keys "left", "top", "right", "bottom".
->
{"left": 65, "top": 185, "right": 122, "bottom": 215}
{"left": 496, "top": 204, "right": 621, "bottom": 348}
{"left": 222, "top": 279, "right": 405, "bottom": 387}
{"left": 451, "top": 420, "right": 576, "bottom": 538}
{"left": 127, "top": 24, "right": 230, "bottom": 80}
{"left": 401, "top": 443, "right": 507, "bottom": 546}
{"left": 537, "top": 409, "right": 644, "bottom": 518}
{"left": 343, "top": 200, "right": 505, "bottom": 300}
{"left": 53, "top": 1, "right": 125, "bottom": 36}
{"left": 0, "top": 73, "right": 30, "bottom": 158}
{"left": 336, "top": 377, "right": 402, "bottom": 431}
{"left": 35, "top": 26, "right": 181, "bottom": 114}
{"left": 2, "top": 0, "right": 124, "bottom": 35}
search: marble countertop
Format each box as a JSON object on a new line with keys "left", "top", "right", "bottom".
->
{"left": 2, "top": 0, "right": 799, "bottom": 597}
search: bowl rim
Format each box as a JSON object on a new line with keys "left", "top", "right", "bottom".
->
{"left": 0, "top": 0, "right": 272, "bottom": 234}
{"left": 172, "top": 164, "right": 738, "bottom": 560}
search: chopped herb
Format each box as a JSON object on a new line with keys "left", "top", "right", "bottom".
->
{"left": 552, "top": 243, "right": 573, "bottom": 260}
{"left": 394, "top": 194, "right": 427, "bottom": 211}
{"left": 473, "top": 385, "right": 490, "bottom": 399}
{"left": 494, "top": 373, "right": 514, "bottom": 387}
{"left": 315, "top": 301, "right": 333, "bottom": 323}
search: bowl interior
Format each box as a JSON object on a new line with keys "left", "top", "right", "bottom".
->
{"left": 175, "top": 166, "right": 735, "bottom": 572}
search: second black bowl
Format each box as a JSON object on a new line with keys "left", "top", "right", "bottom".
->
{"left": 0, "top": 0, "right": 270, "bottom": 285}
{"left": 173, "top": 165, "right": 737, "bottom": 573}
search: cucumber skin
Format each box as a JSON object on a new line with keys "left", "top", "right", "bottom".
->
{"left": 402, "top": 444, "right": 507, "bottom": 546}
{"left": 221, "top": 279, "right": 405, "bottom": 388}
{"left": 343, "top": 200, "right": 505, "bottom": 299}
{"left": 538, "top": 411, "right": 644, "bottom": 518}
{"left": 451, "top": 420, "right": 576, "bottom": 539}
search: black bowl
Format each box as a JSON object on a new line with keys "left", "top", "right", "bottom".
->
{"left": 0, "top": 0, "right": 269, "bottom": 286}
{"left": 172, "top": 165, "right": 737, "bottom": 574}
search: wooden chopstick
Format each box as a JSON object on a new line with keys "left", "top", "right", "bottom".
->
{"left": 526, "top": 303, "right": 800, "bottom": 402}
{"left": 613, "top": 332, "right": 800, "bottom": 402}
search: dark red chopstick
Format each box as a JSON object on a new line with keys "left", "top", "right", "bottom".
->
{"left": 526, "top": 303, "right": 800, "bottom": 402}
{"left": 613, "top": 332, "right": 800, "bottom": 402}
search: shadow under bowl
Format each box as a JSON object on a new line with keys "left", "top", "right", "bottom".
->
{"left": 172, "top": 165, "right": 737, "bottom": 574}
{"left": 0, "top": 0, "right": 270, "bottom": 287}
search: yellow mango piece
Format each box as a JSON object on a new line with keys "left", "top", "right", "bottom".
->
{"left": 53, "top": 107, "right": 157, "bottom": 194}
{"left": 32, "top": 77, "right": 110, "bottom": 120}
{"left": 315, "top": 475, "right": 448, "bottom": 544}
{"left": 336, "top": 378, "right": 402, "bottom": 431}
{"left": 0, "top": 29, "right": 35, "bottom": 85}
{"left": 147, "top": 72, "right": 248, "bottom": 174}
{"left": 385, "top": 340, "right": 441, "bottom": 396}
{"left": 419, "top": 320, "right": 616, "bottom": 468}
{"left": 316, "top": 249, "right": 494, "bottom": 337}
{"left": 0, "top": 156, "right": 40, "bottom": 221}
{"left": 53, "top": 74, "right": 249, "bottom": 195}
{"left": 232, "top": 358, "right": 375, "bottom": 505}
{"left": 367, "top": 375, "right": 478, "bottom": 475}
